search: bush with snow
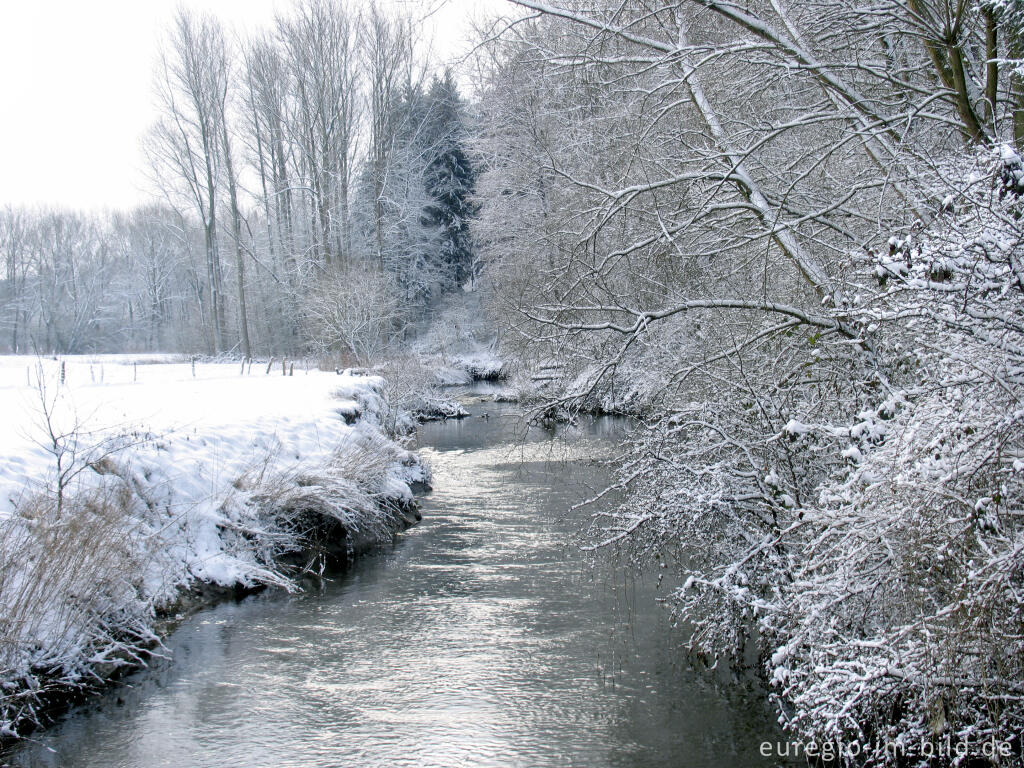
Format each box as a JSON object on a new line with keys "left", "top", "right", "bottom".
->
{"left": 575, "top": 150, "right": 1024, "bottom": 763}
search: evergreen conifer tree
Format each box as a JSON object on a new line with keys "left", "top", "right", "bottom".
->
{"left": 421, "top": 70, "right": 476, "bottom": 290}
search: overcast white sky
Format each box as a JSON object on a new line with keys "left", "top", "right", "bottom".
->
{"left": 0, "top": 0, "right": 506, "bottom": 212}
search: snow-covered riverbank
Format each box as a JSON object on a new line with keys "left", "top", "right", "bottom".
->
{"left": 0, "top": 355, "right": 428, "bottom": 739}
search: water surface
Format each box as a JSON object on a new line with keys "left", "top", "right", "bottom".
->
{"left": 6, "top": 396, "right": 782, "bottom": 767}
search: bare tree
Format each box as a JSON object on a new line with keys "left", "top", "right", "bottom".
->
{"left": 278, "top": 0, "right": 360, "bottom": 266}
{"left": 0, "top": 207, "right": 30, "bottom": 353}
{"left": 303, "top": 263, "right": 408, "bottom": 364}
{"left": 244, "top": 35, "right": 297, "bottom": 278}
{"left": 148, "top": 9, "right": 231, "bottom": 353}
{"left": 361, "top": 5, "right": 416, "bottom": 270}
{"left": 216, "top": 32, "right": 253, "bottom": 359}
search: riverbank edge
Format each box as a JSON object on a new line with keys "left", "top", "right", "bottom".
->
{"left": 0, "top": 375, "right": 491, "bottom": 754}
{"left": 0, "top": 480, "right": 429, "bottom": 755}
{"left": 0, "top": 362, "right": 444, "bottom": 755}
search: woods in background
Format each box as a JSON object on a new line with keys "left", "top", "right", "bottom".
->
{"left": 0, "top": 0, "right": 476, "bottom": 362}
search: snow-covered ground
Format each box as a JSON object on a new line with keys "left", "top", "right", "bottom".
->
{"left": 0, "top": 355, "right": 426, "bottom": 735}
{"left": 1, "top": 356, "right": 411, "bottom": 520}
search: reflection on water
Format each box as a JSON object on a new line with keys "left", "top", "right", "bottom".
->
{"left": 5, "top": 395, "right": 783, "bottom": 768}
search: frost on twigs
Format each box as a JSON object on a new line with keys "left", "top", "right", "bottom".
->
{"left": 573, "top": 152, "right": 1023, "bottom": 762}
{"left": 474, "top": 0, "right": 1024, "bottom": 756}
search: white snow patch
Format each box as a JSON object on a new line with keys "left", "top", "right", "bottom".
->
{"left": 783, "top": 419, "right": 811, "bottom": 436}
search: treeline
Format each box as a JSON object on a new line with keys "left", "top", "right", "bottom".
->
{"left": 472, "top": 1, "right": 1024, "bottom": 764}
{"left": 0, "top": 0, "right": 476, "bottom": 360}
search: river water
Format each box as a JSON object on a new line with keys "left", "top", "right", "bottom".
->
{"left": 6, "top": 394, "right": 782, "bottom": 767}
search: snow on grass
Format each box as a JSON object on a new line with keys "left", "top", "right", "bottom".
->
{"left": 0, "top": 355, "right": 426, "bottom": 736}
{"left": 0, "top": 356, "right": 423, "bottom": 524}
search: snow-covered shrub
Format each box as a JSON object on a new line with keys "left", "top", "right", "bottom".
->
{"left": 764, "top": 149, "right": 1024, "bottom": 760}
{"left": 409, "top": 290, "right": 507, "bottom": 384}
{"left": 584, "top": 150, "right": 1024, "bottom": 764}
{"left": 373, "top": 357, "right": 468, "bottom": 434}
{"left": 302, "top": 265, "right": 409, "bottom": 365}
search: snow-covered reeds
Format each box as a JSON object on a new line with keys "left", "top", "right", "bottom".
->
{"left": 0, "top": 485, "right": 151, "bottom": 725}
{"left": 250, "top": 424, "right": 424, "bottom": 574}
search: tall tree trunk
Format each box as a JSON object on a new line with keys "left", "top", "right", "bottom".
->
{"left": 204, "top": 220, "right": 222, "bottom": 354}
{"left": 984, "top": 6, "right": 999, "bottom": 126}
{"left": 947, "top": 38, "right": 988, "bottom": 143}
{"left": 247, "top": 67, "right": 277, "bottom": 266}
{"left": 221, "top": 120, "right": 252, "bottom": 358}
{"left": 1010, "top": 26, "right": 1024, "bottom": 149}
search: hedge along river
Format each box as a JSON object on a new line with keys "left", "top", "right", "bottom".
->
{"left": 6, "top": 390, "right": 784, "bottom": 768}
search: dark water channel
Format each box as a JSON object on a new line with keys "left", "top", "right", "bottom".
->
{"left": 6, "top": 393, "right": 783, "bottom": 767}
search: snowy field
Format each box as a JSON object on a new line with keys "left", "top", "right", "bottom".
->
{"left": 0, "top": 355, "right": 409, "bottom": 523}
{"left": 0, "top": 355, "right": 425, "bottom": 734}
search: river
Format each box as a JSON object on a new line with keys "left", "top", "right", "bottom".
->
{"left": 5, "top": 392, "right": 783, "bottom": 767}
